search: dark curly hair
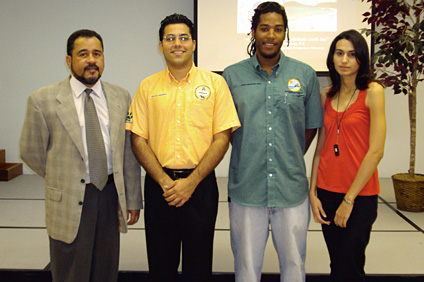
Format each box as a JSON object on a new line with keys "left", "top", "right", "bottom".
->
{"left": 247, "top": 1, "right": 289, "bottom": 57}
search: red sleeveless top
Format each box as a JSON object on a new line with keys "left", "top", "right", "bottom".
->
{"left": 317, "top": 88, "right": 380, "bottom": 196}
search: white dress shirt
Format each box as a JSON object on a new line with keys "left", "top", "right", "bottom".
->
{"left": 70, "top": 76, "right": 113, "bottom": 183}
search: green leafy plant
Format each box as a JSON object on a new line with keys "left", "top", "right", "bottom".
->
{"left": 362, "top": 0, "right": 424, "bottom": 178}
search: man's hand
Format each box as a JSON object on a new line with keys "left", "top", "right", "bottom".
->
{"left": 127, "top": 210, "right": 140, "bottom": 225}
{"left": 162, "top": 177, "right": 198, "bottom": 207}
{"left": 158, "top": 175, "right": 176, "bottom": 194}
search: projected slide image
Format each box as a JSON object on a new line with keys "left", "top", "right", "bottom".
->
{"left": 197, "top": 0, "right": 369, "bottom": 72}
{"left": 237, "top": 0, "right": 337, "bottom": 33}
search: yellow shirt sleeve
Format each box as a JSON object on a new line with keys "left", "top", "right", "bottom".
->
{"left": 126, "top": 82, "right": 149, "bottom": 139}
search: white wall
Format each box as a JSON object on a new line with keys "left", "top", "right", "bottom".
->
{"left": 1, "top": 1, "right": 422, "bottom": 178}
{"left": 378, "top": 82, "right": 424, "bottom": 177}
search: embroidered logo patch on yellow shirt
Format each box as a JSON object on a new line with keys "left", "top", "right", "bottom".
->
{"left": 126, "top": 111, "right": 133, "bottom": 123}
{"left": 195, "top": 85, "right": 211, "bottom": 100}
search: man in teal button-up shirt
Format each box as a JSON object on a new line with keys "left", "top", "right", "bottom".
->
{"left": 222, "top": 2, "right": 323, "bottom": 282}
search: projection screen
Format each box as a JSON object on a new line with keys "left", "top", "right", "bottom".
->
{"left": 195, "top": 0, "right": 371, "bottom": 74}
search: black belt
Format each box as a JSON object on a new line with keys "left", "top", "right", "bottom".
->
{"left": 86, "top": 174, "right": 114, "bottom": 188}
{"left": 163, "top": 168, "right": 194, "bottom": 180}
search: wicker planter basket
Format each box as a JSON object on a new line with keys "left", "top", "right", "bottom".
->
{"left": 392, "top": 173, "right": 424, "bottom": 212}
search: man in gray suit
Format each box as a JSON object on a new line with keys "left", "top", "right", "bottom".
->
{"left": 20, "top": 29, "right": 142, "bottom": 282}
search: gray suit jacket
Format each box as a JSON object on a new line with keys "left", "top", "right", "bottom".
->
{"left": 20, "top": 77, "right": 142, "bottom": 244}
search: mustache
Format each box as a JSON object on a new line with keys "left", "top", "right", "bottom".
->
{"left": 84, "top": 64, "right": 99, "bottom": 71}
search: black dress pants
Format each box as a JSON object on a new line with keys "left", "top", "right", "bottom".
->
{"left": 49, "top": 181, "right": 119, "bottom": 282}
{"left": 144, "top": 171, "right": 219, "bottom": 282}
{"left": 317, "top": 188, "right": 378, "bottom": 282}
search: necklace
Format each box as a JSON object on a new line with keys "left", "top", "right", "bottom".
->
{"left": 334, "top": 88, "right": 357, "bottom": 157}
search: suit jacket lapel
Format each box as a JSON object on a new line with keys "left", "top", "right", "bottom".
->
{"left": 103, "top": 82, "right": 123, "bottom": 151}
{"left": 56, "top": 78, "right": 85, "bottom": 159}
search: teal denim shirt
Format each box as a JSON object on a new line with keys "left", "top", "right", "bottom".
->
{"left": 223, "top": 52, "right": 323, "bottom": 208}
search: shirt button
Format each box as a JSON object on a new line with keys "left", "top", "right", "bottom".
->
{"left": 80, "top": 179, "right": 85, "bottom": 184}
{"left": 268, "top": 96, "right": 271, "bottom": 99}
{"left": 269, "top": 127, "right": 272, "bottom": 131}
{"left": 269, "top": 143, "right": 273, "bottom": 147}
{"left": 179, "top": 87, "right": 181, "bottom": 89}
{"left": 178, "top": 104, "right": 181, "bottom": 107}
{"left": 177, "top": 138, "right": 180, "bottom": 141}
{"left": 78, "top": 201, "right": 83, "bottom": 205}
{"left": 268, "top": 81, "right": 271, "bottom": 84}
{"left": 177, "top": 155, "right": 181, "bottom": 158}
{"left": 268, "top": 111, "right": 272, "bottom": 115}
{"left": 269, "top": 159, "right": 273, "bottom": 162}
{"left": 269, "top": 174, "right": 273, "bottom": 177}
{"left": 177, "top": 120, "right": 180, "bottom": 123}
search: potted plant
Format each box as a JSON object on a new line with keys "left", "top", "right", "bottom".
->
{"left": 362, "top": 0, "right": 424, "bottom": 212}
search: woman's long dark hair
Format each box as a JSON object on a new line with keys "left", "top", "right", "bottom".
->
{"left": 327, "top": 29, "right": 374, "bottom": 97}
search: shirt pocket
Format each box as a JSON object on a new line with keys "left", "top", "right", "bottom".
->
{"left": 283, "top": 91, "right": 305, "bottom": 107}
{"left": 188, "top": 100, "right": 213, "bottom": 129}
{"left": 274, "top": 91, "right": 306, "bottom": 124}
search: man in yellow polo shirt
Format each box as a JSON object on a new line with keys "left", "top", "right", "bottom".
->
{"left": 126, "top": 13, "right": 240, "bottom": 282}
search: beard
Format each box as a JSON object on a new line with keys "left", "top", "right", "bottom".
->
{"left": 72, "top": 64, "right": 101, "bottom": 86}
{"left": 258, "top": 49, "right": 280, "bottom": 59}
{"left": 256, "top": 44, "right": 281, "bottom": 59}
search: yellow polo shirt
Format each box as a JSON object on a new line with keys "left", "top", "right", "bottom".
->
{"left": 126, "top": 64, "right": 240, "bottom": 169}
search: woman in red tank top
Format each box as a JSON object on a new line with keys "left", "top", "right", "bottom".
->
{"left": 309, "top": 30, "right": 386, "bottom": 282}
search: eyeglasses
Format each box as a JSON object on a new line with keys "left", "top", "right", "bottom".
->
{"left": 163, "top": 34, "right": 192, "bottom": 43}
